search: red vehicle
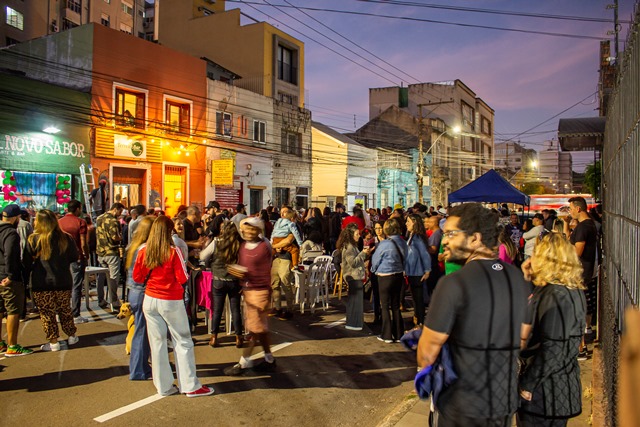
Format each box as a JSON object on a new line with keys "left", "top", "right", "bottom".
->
{"left": 528, "top": 194, "right": 597, "bottom": 215}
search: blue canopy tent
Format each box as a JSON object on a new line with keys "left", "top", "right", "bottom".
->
{"left": 448, "top": 169, "right": 530, "bottom": 206}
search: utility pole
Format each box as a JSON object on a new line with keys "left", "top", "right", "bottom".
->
{"left": 417, "top": 104, "right": 425, "bottom": 204}
{"left": 416, "top": 100, "right": 455, "bottom": 204}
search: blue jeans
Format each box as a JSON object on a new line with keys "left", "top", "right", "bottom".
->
{"left": 143, "top": 296, "right": 201, "bottom": 394}
{"left": 211, "top": 279, "right": 242, "bottom": 335}
{"left": 128, "top": 288, "right": 151, "bottom": 380}
{"left": 70, "top": 260, "right": 86, "bottom": 317}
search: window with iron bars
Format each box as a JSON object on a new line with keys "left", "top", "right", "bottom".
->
{"left": 281, "top": 131, "right": 301, "bottom": 156}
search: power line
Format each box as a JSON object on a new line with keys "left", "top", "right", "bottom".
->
{"left": 228, "top": 1, "right": 612, "bottom": 41}
{"left": 235, "top": 0, "right": 400, "bottom": 85}
{"left": 281, "top": 0, "right": 421, "bottom": 84}
{"left": 353, "top": 0, "right": 628, "bottom": 24}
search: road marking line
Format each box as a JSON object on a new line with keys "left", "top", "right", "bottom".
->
{"left": 249, "top": 341, "right": 292, "bottom": 361}
{"left": 93, "top": 341, "right": 293, "bottom": 423}
{"left": 324, "top": 317, "right": 346, "bottom": 328}
{"left": 94, "top": 394, "right": 167, "bottom": 423}
{"left": 0, "top": 357, "right": 6, "bottom": 361}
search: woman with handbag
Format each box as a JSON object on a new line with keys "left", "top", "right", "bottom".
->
{"left": 404, "top": 214, "right": 431, "bottom": 329}
{"left": 133, "top": 215, "right": 213, "bottom": 397}
{"left": 124, "top": 215, "right": 155, "bottom": 380}
{"left": 23, "top": 209, "right": 79, "bottom": 352}
{"left": 337, "top": 223, "right": 371, "bottom": 331}
{"left": 200, "top": 221, "right": 244, "bottom": 348}
{"left": 518, "top": 233, "right": 586, "bottom": 426}
{"left": 370, "top": 219, "right": 407, "bottom": 343}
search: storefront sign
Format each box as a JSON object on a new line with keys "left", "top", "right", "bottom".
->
{"left": 114, "top": 134, "right": 146, "bottom": 159}
{"left": 211, "top": 159, "right": 234, "bottom": 186}
{"left": 2, "top": 133, "right": 86, "bottom": 159}
{"left": 0, "top": 132, "right": 87, "bottom": 174}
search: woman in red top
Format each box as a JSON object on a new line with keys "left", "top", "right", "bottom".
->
{"left": 133, "top": 216, "right": 213, "bottom": 398}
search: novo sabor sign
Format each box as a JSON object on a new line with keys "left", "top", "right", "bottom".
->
{"left": 2, "top": 133, "right": 87, "bottom": 158}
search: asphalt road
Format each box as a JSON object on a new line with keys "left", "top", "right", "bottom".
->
{"left": 0, "top": 297, "right": 417, "bottom": 427}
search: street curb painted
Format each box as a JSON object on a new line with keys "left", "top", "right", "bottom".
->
{"left": 376, "top": 392, "right": 420, "bottom": 427}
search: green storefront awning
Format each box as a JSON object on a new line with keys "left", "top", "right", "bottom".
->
{"left": 0, "top": 73, "right": 91, "bottom": 174}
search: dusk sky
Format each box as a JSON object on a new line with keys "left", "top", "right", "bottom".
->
{"left": 229, "top": 0, "right": 634, "bottom": 172}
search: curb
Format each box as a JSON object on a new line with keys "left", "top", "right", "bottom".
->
{"left": 376, "top": 392, "right": 420, "bottom": 427}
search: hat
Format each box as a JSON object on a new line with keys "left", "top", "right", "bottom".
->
{"left": 2, "top": 204, "right": 21, "bottom": 218}
{"left": 239, "top": 216, "right": 265, "bottom": 236}
{"left": 393, "top": 203, "right": 404, "bottom": 211}
{"left": 206, "top": 201, "right": 220, "bottom": 210}
{"left": 437, "top": 208, "right": 447, "bottom": 216}
{"left": 236, "top": 203, "right": 246, "bottom": 211}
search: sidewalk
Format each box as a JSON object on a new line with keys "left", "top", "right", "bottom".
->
{"left": 387, "top": 356, "right": 594, "bottom": 427}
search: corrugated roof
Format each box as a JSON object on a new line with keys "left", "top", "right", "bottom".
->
{"left": 558, "top": 117, "right": 606, "bottom": 136}
{"left": 557, "top": 117, "right": 605, "bottom": 152}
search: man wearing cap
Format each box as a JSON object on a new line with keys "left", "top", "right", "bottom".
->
{"left": 203, "top": 201, "right": 221, "bottom": 231}
{"left": 59, "top": 200, "right": 89, "bottom": 323}
{"left": 0, "top": 205, "right": 33, "bottom": 356}
{"left": 96, "top": 203, "right": 124, "bottom": 312}
{"left": 437, "top": 207, "right": 448, "bottom": 229}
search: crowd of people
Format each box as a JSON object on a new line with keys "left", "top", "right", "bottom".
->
{"left": 0, "top": 194, "right": 600, "bottom": 422}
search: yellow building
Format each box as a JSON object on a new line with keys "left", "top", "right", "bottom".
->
{"left": 154, "top": 0, "right": 304, "bottom": 108}
{"left": 311, "top": 122, "right": 349, "bottom": 208}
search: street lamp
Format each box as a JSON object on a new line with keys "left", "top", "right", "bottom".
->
{"left": 509, "top": 160, "right": 537, "bottom": 183}
{"left": 416, "top": 125, "right": 461, "bottom": 203}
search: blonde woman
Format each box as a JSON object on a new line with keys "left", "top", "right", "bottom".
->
{"left": 23, "top": 209, "right": 79, "bottom": 352}
{"left": 518, "top": 233, "right": 586, "bottom": 427}
{"left": 124, "top": 216, "right": 155, "bottom": 380}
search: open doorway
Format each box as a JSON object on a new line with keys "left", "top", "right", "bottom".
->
{"left": 112, "top": 166, "right": 146, "bottom": 210}
{"left": 164, "top": 165, "right": 188, "bottom": 218}
{"left": 249, "top": 189, "right": 263, "bottom": 215}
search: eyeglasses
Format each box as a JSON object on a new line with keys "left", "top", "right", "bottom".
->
{"left": 442, "top": 229, "right": 466, "bottom": 239}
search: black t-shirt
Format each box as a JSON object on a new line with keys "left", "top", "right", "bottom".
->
{"left": 425, "top": 259, "right": 528, "bottom": 419}
{"left": 183, "top": 218, "right": 201, "bottom": 242}
{"left": 570, "top": 218, "right": 597, "bottom": 281}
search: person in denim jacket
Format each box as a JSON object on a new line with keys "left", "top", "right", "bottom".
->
{"left": 405, "top": 214, "right": 431, "bottom": 328}
{"left": 370, "top": 219, "right": 407, "bottom": 343}
{"left": 124, "top": 216, "right": 155, "bottom": 380}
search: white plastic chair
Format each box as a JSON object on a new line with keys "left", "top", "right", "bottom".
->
{"left": 303, "top": 255, "right": 333, "bottom": 313}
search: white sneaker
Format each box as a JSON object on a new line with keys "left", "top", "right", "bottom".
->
{"left": 74, "top": 316, "right": 88, "bottom": 324}
{"left": 41, "top": 342, "right": 61, "bottom": 352}
{"left": 67, "top": 335, "right": 79, "bottom": 346}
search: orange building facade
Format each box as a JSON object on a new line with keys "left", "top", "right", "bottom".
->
{"left": 90, "top": 24, "right": 208, "bottom": 217}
